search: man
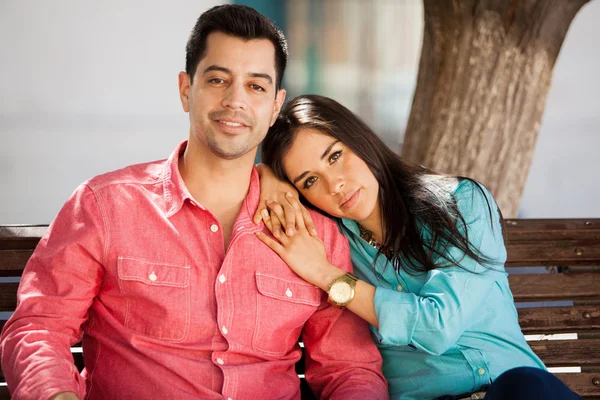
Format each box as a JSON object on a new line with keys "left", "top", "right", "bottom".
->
{"left": 0, "top": 5, "right": 387, "bottom": 400}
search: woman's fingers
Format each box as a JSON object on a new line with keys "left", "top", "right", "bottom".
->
{"left": 253, "top": 205, "right": 266, "bottom": 225}
{"left": 261, "top": 209, "right": 273, "bottom": 232}
{"left": 301, "top": 204, "right": 318, "bottom": 236}
{"left": 285, "top": 193, "right": 318, "bottom": 236}
{"left": 267, "top": 201, "right": 287, "bottom": 241}
{"left": 285, "top": 193, "right": 305, "bottom": 230}
{"left": 255, "top": 231, "right": 285, "bottom": 255}
{"left": 280, "top": 199, "right": 297, "bottom": 236}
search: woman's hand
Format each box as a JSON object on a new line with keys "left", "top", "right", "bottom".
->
{"left": 254, "top": 164, "right": 316, "bottom": 237}
{"left": 257, "top": 193, "right": 380, "bottom": 327}
{"left": 255, "top": 193, "right": 343, "bottom": 291}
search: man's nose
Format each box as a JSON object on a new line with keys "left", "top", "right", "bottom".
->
{"left": 222, "top": 83, "right": 248, "bottom": 110}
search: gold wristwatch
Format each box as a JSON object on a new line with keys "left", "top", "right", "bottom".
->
{"left": 328, "top": 272, "right": 359, "bottom": 307}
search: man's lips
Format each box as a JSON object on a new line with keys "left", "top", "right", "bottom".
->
{"left": 209, "top": 110, "right": 254, "bottom": 129}
{"left": 215, "top": 118, "right": 249, "bottom": 128}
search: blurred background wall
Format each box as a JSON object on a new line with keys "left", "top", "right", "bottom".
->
{"left": 0, "top": 0, "right": 598, "bottom": 223}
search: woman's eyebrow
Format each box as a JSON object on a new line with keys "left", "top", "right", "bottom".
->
{"left": 292, "top": 140, "right": 341, "bottom": 185}
{"left": 292, "top": 171, "right": 309, "bottom": 185}
{"left": 320, "top": 140, "right": 340, "bottom": 161}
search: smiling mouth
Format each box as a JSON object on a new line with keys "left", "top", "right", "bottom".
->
{"left": 340, "top": 190, "right": 359, "bottom": 208}
{"left": 216, "top": 120, "right": 247, "bottom": 128}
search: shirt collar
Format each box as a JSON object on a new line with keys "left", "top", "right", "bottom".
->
{"left": 340, "top": 217, "right": 361, "bottom": 236}
{"left": 162, "top": 140, "right": 261, "bottom": 225}
{"left": 162, "top": 141, "right": 195, "bottom": 218}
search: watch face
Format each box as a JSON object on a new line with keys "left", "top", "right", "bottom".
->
{"left": 330, "top": 281, "right": 353, "bottom": 303}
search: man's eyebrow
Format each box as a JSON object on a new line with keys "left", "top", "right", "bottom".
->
{"left": 292, "top": 140, "right": 341, "bottom": 185}
{"left": 249, "top": 72, "right": 273, "bottom": 85}
{"left": 202, "top": 65, "right": 230, "bottom": 75}
{"left": 202, "top": 66, "right": 273, "bottom": 85}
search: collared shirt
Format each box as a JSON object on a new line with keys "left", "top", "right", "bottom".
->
{"left": 340, "top": 179, "right": 545, "bottom": 400}
{"left": 1, "top": 142, "right": 387, "bottom": 400}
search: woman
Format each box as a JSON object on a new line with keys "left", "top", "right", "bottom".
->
{"left": 253, "top": 94, "right": 581, "bottom": 400}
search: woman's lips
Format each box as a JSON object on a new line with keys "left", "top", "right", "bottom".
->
{"left": 341, "top": 189, "right": 360, "bottom": 209}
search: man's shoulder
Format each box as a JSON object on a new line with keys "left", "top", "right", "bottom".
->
{"left": 84, "top": 158, "right": 168, "bottom": 192}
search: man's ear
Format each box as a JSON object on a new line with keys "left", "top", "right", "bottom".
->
{"left": 270, "top": 88, "right": 287, "bottom": 126}
{"left": 178, "top": 72, "right": 191, "bottom": 113}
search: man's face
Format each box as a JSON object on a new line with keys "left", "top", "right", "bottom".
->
{"left": 178, "top": 32, "right": 286, "bottom": 161}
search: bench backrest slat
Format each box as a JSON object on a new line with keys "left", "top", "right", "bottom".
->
{"left": 508, "top": 273, "right": 600, "bottom": 301}
{"left": 517, "top": 306, "right": 600, "bottom": 334}
{"left": 528, "top": 339, "right": 600, "bottom": 366}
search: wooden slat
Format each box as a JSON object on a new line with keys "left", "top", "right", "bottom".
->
{"left": 0, "top": 284, "right": 19, "bottom": 312}
{"left": 529, "top": 339, "right": 600, "bottom": 366}
{"left": 509, "top": 273, "right": 600, "bottom": 301}
{"left": 0, "top": 250, "right": 33, "bottom": 276}
{"left": 518, "top": 306, "right": 600, "bottom": 333}
{"left": 506, "top": 240, "right": 600, "bottom": 266}
{"left": 505, "top": 219, "right": 600, "bottom": 241}
{"left": 0, "top": 226, "right": 46, "bottom": 251}
{"left": 555, "top": 373, "right": 600, "bottom": 398}
{"left": 0, "top": 386, "right": 9, "bottom": 400}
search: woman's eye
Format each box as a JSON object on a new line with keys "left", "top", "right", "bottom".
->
{"left": 303, "top": 176, "right": 318, "bottom": 190}
{"left": 329, "top": 150, "right": 342, "bottom": 164}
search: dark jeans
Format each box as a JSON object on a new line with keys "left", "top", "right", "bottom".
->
{"left": 484, "top": 367, "right": 582, "bottom": 400}
{"left": 435, "top": 367, "right": 583, "bottom": 400}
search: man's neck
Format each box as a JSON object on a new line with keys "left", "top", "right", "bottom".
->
{"left": 179, "top": 140, "right": 257, "bottom": 249}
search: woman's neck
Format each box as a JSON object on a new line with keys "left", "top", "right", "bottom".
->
{"left": 357, "top": 206, "right": 384, "bottom": 243}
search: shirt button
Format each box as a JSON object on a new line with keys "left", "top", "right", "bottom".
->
{"left": 210, "top": 224, "right": 219, "bottom": 233}
{"left": 149, "top": 272, "right": 157, "bottom": 282}
{"left": 216, "top": 358, "right": 224, "bottom": 365}
{"left": 219, "top": 274, "right": 226, "bottom": 284}
{"left": 222, "top": 326, "right": 228, "bottom": 335}
{"left": 478, "top": 368, "right": 485, "bottom": 375}
{"left": 396, "top": 284, "right": 403, "bottom": 291}
{"left": 285, "top": 288, "right": 293, "bottom": 297}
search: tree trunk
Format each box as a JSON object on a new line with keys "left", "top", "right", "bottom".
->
{"left": 401, "top": 0, "right": 591, "bottom": 217}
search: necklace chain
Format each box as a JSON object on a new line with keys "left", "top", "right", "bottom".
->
{"left": 357, "top": 224, "right": 384, "bottom": 250}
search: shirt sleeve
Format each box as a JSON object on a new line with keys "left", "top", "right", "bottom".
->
{"left": 302, "top": 215, "right": 388, "bottom": 400}
{"left": 0, "top": 183, "right": 106, "bottom": 400}
{"left": 371, "top": 180, "right": 508, "bottom": 356}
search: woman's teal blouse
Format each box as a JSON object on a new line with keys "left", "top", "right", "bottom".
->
{"left": 339, "top": 179, "right": 545, "bottom": 400}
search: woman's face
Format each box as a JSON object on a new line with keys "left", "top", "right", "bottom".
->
{"left": 282, "top": 128, "right": 380, "bottom": 225}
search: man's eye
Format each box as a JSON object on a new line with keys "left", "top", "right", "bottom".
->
{"left": 329, "top": 150, "right": 342, "bottom": 164}
{"left": 209, "top": 78, "right": 226, "bottom": 85}
{"left": 251, "top": 84, "right": 265, "bottom": 92}
{"left": 303, "top": 176, "right": 318, "bottom": 190}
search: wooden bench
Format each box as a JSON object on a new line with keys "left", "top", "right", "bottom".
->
{"left": 1, "top": 220, "right": 600, "bottom": 399}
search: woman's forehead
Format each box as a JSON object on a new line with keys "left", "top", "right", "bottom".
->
{"left": 290, "top": 128, "right": 337, "bottom": 151}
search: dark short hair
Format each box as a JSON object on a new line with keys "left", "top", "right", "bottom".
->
{"left": 185, "top": 4, "right": 288, "bottom": 91}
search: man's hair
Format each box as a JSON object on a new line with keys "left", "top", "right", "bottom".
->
{"left": 185, "top": 4, "right": 288, "bottom": 91}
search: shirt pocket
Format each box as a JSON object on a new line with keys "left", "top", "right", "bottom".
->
{"left": 253, "top": 272, "right": 321, "bottom": 356}
{"left": 117, "top": 256, "right": 191, "bottom": 341}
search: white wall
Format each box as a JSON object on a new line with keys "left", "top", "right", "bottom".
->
{"left": 0, "top": 0, "right": 226, "bottom": 224}
{"left": 0, "top": 0, "right": 599, "bottom": 224}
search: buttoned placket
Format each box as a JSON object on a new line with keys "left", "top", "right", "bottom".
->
{"left": 213, "top": 220, "right": 262, "bottom": 400}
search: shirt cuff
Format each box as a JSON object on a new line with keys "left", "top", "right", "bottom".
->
{"left": 371, "top": 286, "right": 419, "bottom": 346}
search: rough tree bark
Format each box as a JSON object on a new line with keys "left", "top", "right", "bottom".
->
{"left": 401, "top": 0, "right": 591, "bottom": 217}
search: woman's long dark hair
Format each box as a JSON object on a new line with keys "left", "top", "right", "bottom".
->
{"left": 262, "top": 94, "right": 500, "bottom": 274}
